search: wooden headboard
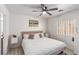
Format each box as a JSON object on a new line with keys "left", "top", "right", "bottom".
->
{"left": 21, "top": 31, "right": 43, "bottom": 39}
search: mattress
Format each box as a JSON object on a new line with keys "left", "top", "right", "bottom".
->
{"left": 22, "top": 37, "right": 66, "bottom": 55}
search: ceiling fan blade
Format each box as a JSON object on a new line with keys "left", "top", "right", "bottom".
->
{"left": 58, "top": 9, "right": 63, "bottom": 12}
{"left": 32, "top": 10, "right": 42, "bottom": 12}
{"left": 39, "top": 13, "right": 42, "bottom": 16}
{"left": 47, "top": 8, "right": 58, "bottom": 11}
{"left": 46, "top": 11, "right": 52, "bottom": 15}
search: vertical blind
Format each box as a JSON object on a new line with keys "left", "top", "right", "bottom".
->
{"left": 57, "top": 19, "right": 76, "bottom": 36}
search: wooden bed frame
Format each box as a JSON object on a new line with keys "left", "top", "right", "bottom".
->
{"left": 21, "top": 31, "right": 43, "bottom": 39}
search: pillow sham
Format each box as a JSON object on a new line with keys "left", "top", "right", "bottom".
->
{"left": 23, "top": 34, "right": 34, "bottom": 39}
{"left": 34, "top": 33, "right": 40, "bottom": 39}
{"left": 28, "top": 34, "right": 34, "bottom": 39}
{"left": 39, "top": 32, "right": 49, "bottom": 38}
{"left": 23, "top": 34, "right": 29, "bottom": 39}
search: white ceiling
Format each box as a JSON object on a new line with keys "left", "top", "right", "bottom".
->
{"left": 5, "top": 4, "right": 79, "bottom": 19}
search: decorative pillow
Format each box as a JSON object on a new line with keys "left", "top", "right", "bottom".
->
{"left": 28, "top": 34, "right": 34, "bottom": 39}
{"left": 44, "top": 33, "right": 49, "bottom": 37}
{"left": 39, "top": 33, "right": 44, "bottom": 38}
{"left": 34, "top": 33, "right": 40, "bottom": 39}
{"left": 39, "top": 33, "right": 42, "bottom": 38}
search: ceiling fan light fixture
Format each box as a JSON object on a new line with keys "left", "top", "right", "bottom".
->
{"left": 43, "top": 11, "right": 46, "bottom": 14}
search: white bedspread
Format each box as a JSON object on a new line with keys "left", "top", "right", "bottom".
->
{"left": 22, "top": 37, "right": 66, "bottom": 55}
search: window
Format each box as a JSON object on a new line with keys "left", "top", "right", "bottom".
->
{"left": 57, "top": 19, "right": 76, "bottom": 36}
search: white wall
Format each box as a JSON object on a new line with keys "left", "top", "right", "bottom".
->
{"left": 9, "top": 13, "right": 48, "bottom": 36}
{"left": 48, "top": 9, "right": 79, "bottom": 50}
{"left": 0, "top": 5, "right": 47, "bottom": 54}
{"left": 0, "top": 5, "right": 10, "bottom": 54}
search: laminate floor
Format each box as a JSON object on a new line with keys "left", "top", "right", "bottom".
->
{"left": 7, "top": 47, "right": 67, "bottom": 55}
{"left": 7, "top": 47, "right": 24, "bottom": 55}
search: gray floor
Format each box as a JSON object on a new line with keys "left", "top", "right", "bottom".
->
{"left": 7, "top": 47, "right": 66, "bottom": 55}
{"left": 7, "top": 47, "right": 24, "bottom": 55}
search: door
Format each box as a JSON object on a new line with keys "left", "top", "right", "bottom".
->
{"left": 0, "top": 5, "right": 9, "bottom": 55}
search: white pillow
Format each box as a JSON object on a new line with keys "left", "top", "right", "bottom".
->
{"left": 23, "top": 34, "right": 29, "bottom": 39}
{"left": 34, "top": 33, "right": 40, "bottom": 39}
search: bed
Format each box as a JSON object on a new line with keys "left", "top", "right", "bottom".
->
{"left": 21, "top": 31, "right": 66, "bottom": 55}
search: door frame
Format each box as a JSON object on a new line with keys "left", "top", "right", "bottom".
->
{"left": 0, "top": 12, "right": 3, "bottom": 55}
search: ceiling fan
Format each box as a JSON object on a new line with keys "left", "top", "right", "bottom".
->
{"left": 32, "top": 4, "right": 63, "bottom": 16}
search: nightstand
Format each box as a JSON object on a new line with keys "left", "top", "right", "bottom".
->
{"left": 8, "top": 35, "right": 20, "bottom": 48}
